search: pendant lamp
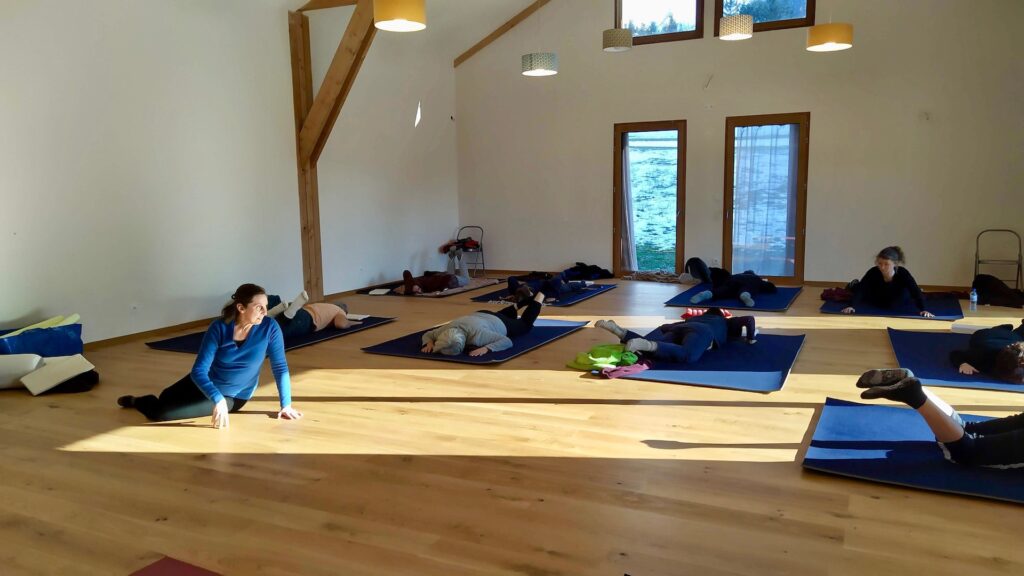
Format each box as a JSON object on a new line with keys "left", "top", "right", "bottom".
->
{"left": 719, "top": 14, "right": 753, "bottom": 41}
{"left": 374, "top": 0, "right": 426, "bottom": 33}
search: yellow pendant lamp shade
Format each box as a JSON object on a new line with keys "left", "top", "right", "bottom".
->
{"left": 806, "top": 22, "right": 853, "bottom": 52}
{"left": 374, "top": 0, "right": 426, "bottom": 33}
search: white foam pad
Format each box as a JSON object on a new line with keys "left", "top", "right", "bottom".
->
{"left": 21, "top": 354, "right": 94, "bottom": 396}
{"left": 0, "top": 354, "right": 44, "bottom": 389}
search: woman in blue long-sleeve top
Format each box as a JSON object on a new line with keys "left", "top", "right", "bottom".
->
{"left": 118, "top": 283, "right": 303, "bottom": 428}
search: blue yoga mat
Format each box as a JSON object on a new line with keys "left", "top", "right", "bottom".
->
{"left": 471, "top": 284, "right": 617, "bottom": 307}
{"left": 146, "top": 316, "right": 395, "bottom": 354}
{"left": 620, "top": 333, "right": 805, "bottom": 392}
{"left": 820, "top": 294, "right": 963, "bottom": 320}
{"left": 803, "top": 398, "right": 1023, "bottom": 504}
{"left": 362, "top": 319, "right": 587, "bottom": 364}
{"left": 888, "top": 328, "right": 1024, "bottom": 393}
{"left": 664, "top": 284, "right": 802, "bottom": 311}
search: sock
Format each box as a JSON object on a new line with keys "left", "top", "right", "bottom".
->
{"left": 856, "top": 368, "right": 915, "bottom": 389}
{"left": 267, "top": 302, "right": 287, "bottom": 318}
{"left": 283, "top": 290, "right": 309, "bottom": 319}
{"left": 624, "top": 338, "right": 657, "bottom": 353}
{"left": 739, "top": 292, "right": 754, "bottom": 307}
{"left": 859, "top": 376, "right": 928, "bottom": 409}
{"left": 117, "top": 395, "right": 135, "bottom": 408}
{"left": 595, "top": 319, "right": 626, "bottom": 339}
{"left": 690, "top": 290, "right": 712, "bottom": 304}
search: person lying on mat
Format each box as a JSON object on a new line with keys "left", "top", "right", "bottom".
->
{"left": 421, "top": 290, "right": 545, "bottom": 356}
{"left": 856, "top": 368, "right": 1024, "bottom": 467}
{"left": 118, "top": 283, "right": 302, "bottom": 427}
{"left": 593, "top": 307, "right": 757, "bottom": 364}
{"left": 684, "top": 257, "right": 777, "bottom": 308}
{"left": 506, "top": 271, "right": 589, "bottom": 302}
{"left": 841, "top": 246, "right": 934, "bottom": 317}
{"left": 393, "top": 246, "right": 470, "bottom": 295}
{"left": 973, "top": 274, "right": 1024, "bottom": 308}
{"left": 268, "top": 289, "right": 359, "bottom": 340}
{"left": 949, "top": 321, "right": 1024, "bottom": 382}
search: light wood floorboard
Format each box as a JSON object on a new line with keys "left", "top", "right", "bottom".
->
{"left": 1, "top": 280, "right": 1022, "bottom": 575}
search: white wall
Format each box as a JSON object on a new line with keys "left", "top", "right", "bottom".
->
{"left": 456, "top": 0, "right": 1024, "bottom": 285}
{"left": 0, "top": 1, "right": 303, "bottom": 341}
{"left": 309, "top": 6, "right": 457, "bottom": 292}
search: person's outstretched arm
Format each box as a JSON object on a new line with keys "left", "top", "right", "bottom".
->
{"left": 266, "top": 321, "right": 301, "bottom": 420}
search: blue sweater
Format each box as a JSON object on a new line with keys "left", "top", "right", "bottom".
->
{"left": 190, "top": 318, "right": 291, "bottom": 407}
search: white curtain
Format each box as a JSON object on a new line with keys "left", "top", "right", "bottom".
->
{"left": 620, "top": 143, "right": 638, "bottom": 272}
{"left": 731, "top": 124, "right": 798, "bottom": 277}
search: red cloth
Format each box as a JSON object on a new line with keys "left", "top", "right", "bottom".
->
{"left": 131, "top": 557, "right": 221, "bottom": 576}
{"left": 820, "top": 287, "right": 853, "bottom": 302}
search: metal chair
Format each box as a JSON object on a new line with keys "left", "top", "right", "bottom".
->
{"left": 457, "top": 225, "right": 485, "bottom": 277}
{"left": 975, "top": 229, "right": 1023, "bottom": 289}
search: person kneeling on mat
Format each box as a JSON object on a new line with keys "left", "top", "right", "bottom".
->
{"left": 118, "top": 283, "right": 303, "bottom": 427}
{"left": 268, "top": 289, "right": 359, "bottom": 340}
{"left": 421, "top": 290, "right": 546, "bottom": 357}
{"left": 841, "top": 246, "right": 934, "bottom": 318}
{"left": 394, "top": 246, "right": 471, "bottom": 295}
{"left": 684, "top": 257, "right": 777, "bottom": 308}
{"left": 949, "top": 321, "right": 1024, "bottom": 383}
{"left": 594, "top": 307, "right": 757, "bottom": 364}
{"left": 856, "top": 368, "right": 1024, "bottom": 467}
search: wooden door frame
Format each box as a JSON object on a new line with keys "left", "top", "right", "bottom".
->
{"left": 722, "top": 112, "right": 809, "bottom": 284}
{"left": 612, "top": 120, "right": 687, "bottom": 277}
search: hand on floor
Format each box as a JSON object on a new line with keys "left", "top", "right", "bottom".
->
{"left": 958, "top": 363, "right": 978, "bottom": 375}
{"left": 278, "top": 406, "right": 303, "bottom": 420}
{"left": 212, "top": 399, "right": 230, "bottom": 429}
{"left": 469, "top": 347, "right": 489, "bottom": 357}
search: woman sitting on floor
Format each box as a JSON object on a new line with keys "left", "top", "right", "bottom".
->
{"left": 421, "top": 290, "right": 545, "bottom": 357}
{"left": 841, "top": 246, "right": 934, "bottom": 317}
{"left": 393, "top": 247, "right": 470, "bottom": 295}
{"left": 856, "top": 368, "right": 1024, "bottom": 467}
{"left": 118, "top": 283, "right": 302, "bottom": 427}
{"left": 268, "top": 289, "right": 359, "bottom": 340}
{"left": 684, "top": 257, "right": 777, "bottom": 308}
{"left": 594, "top": 307, "right": 757, "bottom": 364}
{"left": 949, "top": 321, "right": 1024, "bottom": 382}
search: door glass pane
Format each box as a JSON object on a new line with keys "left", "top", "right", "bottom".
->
{"left": 626, "top": 130, "right": 678, "bottom": 272}
{"left": 730, "top": 124, "right": 797, "bottom": 277}
{"left": 620, "top": 0, "right": 698, "bottom": 37}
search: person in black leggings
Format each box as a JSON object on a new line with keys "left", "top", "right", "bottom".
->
{"left": 594, "top": 308, "right": 757, "bottom": 363}
{"left": 421, "top": 291, "right": 545, "bottom": 357}
{"left": 684, "top": 257, "right": 777, "bottom": 308}
{"left": 857, "top": 368, "right": 1024, "bottom": 468}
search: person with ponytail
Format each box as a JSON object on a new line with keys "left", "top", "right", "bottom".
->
{"left": 842, "top": 246, "right": 934, "bottom": 318}
{"left": 117, "top": 283, "right": 303, "bottom": 428}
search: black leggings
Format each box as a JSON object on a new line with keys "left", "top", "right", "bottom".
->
{"left": 481, "top": 300, "right": 542, "bottom": 338}
{"left": 943, "top": 412, "right": 1024, "bottom": 468}
{"left": 133, "top": 375, "right": 247, "bottom": 422}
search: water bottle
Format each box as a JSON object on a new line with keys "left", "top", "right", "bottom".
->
{"left": 969, "top": 288, "right": 978, "bottom": 312}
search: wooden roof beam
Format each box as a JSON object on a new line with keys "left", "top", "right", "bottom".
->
{"left": 297, "top": 0, "right": 358, "bottom": 12}
{"left": 454, "top": 0, "right": 551, "bottom": 68}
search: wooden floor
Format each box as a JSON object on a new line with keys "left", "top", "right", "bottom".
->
{"left": 2, "top": 280, "right": 1023, "bottom": 575}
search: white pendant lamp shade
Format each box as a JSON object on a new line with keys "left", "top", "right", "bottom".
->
{"left": 602, "top": 28, "right": 633, "bottom": 52}
{"left": 521, "top": 52, "right": 558, "bottom": 77}
{"left": 720, "top": 14, "right": 753, "bottom": 41}
{"left": 374, "top": 0, "right": 426, "bottom": 32}
{"left": 806, "top": 22, "right": 853, "bottom": 51}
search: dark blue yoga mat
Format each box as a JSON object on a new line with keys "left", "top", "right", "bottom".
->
{"left": 664, "top": 284, "right": 802, "bottom": 311}
{"left": 803, "top": 398, "right": 1023, "bottom": 504}
{"left": 146, "top": 316, "right": 395, "bottom": 354}
{"left": 362, "top": 319, "right": 587, "bottom": 364}
{"left": 471, "top": 284, "right": 617, "bottom": 307}
{"left": 620, "top": 333, "right": 805, "bottom": 392}
{"left": 820, "top": 294, "right": 963, "bottom": 320}
{"left": 888, "top": 328, "right": 1024, "bottom": 393}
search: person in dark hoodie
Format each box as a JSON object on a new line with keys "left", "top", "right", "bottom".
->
{"left": 593, "top": 308, "right": 756, "bottom": 363}
{"left": 841, "top": 246, "right": 934, "bottom": 317}
{"left": 949, "top": 321, "right": 1024, "bottom": 382}
{"left": 683, "top": 257, "right": 777, "bottom": 308}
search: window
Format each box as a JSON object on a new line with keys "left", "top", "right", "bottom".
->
{"left": 714, "top": 0, "right": 815, "bottom": 35}
{"left": 613, "top": 121, "right": 687, "bottom": 275}
{"left": 723, "top": 113, "right": 809, "bottom": 282}
{"left": 616, "top": 0, "right": 703, "bottom": 45}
